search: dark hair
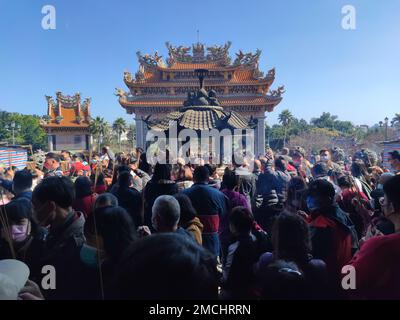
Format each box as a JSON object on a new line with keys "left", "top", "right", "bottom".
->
{"left": 307, "top": 179, "right": 335, "bottom": 201}
{"left": 115, "top": 233, "right": 218, "bottom": 299}
{"left": 275, "top": 157, "right": 286, "bottom": 171}
{"left": 94, "top": 193, "right": 118, "bottom": 208}
{"left": 2, "top": 200, "right": 32, "bottom": 224}
{"left": 173, "top": 193, "right": 197, "bottom": 226}
{"left": 118, "top": 171, "right": 133, "bottom": 188}
{"left": 383, "top": 175, "right": 400, "bottom": 211}
{"left": 152, "top": 163, "right": 172, "bottom": 182}
{"left": 319, "top": 149, "right": 330, "bottom": 155}
{"left": 84, "top": 206, "right": 136, "bottom": 261}
{"left": 117, "top": 165, "right": 130, "bottom": 175}
{"left": 259, "top": 260, "right": 306, "bottom": 300}
{"left": 46, "top": 152, "right": 61, "bottom": 163}
{"left": 388, "top": 150, "right": 400, "bottom": 161}
{"left": 222, "top": 169, "right": 237, "bottom": 190}
{"left": 312, "top": 163, "right": 329, "bottom": 178}
{"left": 139, "top": 152, "right": 151, "bottom": 174}
{"left": 286, "top": 177, "right": 307, "bottom": 210}
{"left": 74, "top": 176, "right": 93, "bottom": 199}
{"left": 90, "top": 172, "right": 105, "bottom": 186}
{"left": 272, "top": 212, "right": 311, "bottom": 267}
{"left": 351, "top": 161, "right": 372, "bottom": 186}
{"left": 13, "top": 169, "right": 33, "bottom": 191}
{"left": 33, "top": 176, "right": 75, "bottom": 209}
{"left": 193, "top": 166, "right": 209, "bottom": 183}
{"left": 204, "top": 164, "right": 216, "bottom": 176}
{"left": 229, "top": 206, "right": 254, "bottom": 234}
{"left": 337, "top": 175, "right": 353, "bottom": 189}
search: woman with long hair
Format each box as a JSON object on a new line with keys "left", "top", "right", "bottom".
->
{"left": 256, "top": 212, "right": 330, "bottom": 299}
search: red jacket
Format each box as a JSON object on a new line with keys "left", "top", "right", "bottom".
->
{"left": 94, "top": 184, "right": 107, "bottom": 195}
{"left": 72, "top": 194, "right": 97, "bottom": 218}
{"left": 308, "top": 206, "right": 357, "bottom": 278}
{"left": 347, "top": 232, "right": 400, "bottom": 299}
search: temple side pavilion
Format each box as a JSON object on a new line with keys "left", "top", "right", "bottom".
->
{"left": 116, "top": 42, "right": 284, "bottom": 156}
{"left": 40, "top": 92, "right": 92, "bottom": 152}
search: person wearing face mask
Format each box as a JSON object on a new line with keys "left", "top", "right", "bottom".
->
{"left": 305, "top": 179, "right": 358, "bottom": 296}
{"left": 347, "top": 175, "right": 400, "bottom": 299}
{"left": 0, "top": 200, "right": 46, "bottom": 263}
{"left": 319, "top": 149, "right": 341, "bottom": 172}
{"left": 79, "top": 206, "right": 137, "bottom": 299}
{"left": 369, "top": 172, "right": 394, "bottom": 216}
{"left": 291, "top": 148, "right": 312, "bottom": 182}
{"left": 39, "top": 153, "right": 64, "bottom": 179}
{"left": 29, "top": 176, "right": 86, "bottom": 300}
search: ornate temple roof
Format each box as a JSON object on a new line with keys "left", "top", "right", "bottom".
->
{"left": 145, "top": 83, "right": 257, "bottom": 132}
{"left": 116, "top": 41, "right": 284, "bottom": 114}
{"left": 119, "top": 95, "right": 281, "bottom": 109}
{"left": 40, "top": 92, "right": 91, "bottom": 129}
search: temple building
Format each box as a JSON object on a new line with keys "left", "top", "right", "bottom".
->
{"left": 40, "top": 92, "right": 92, "bottom": 151}
{"left": 116, "top": 41, "right": 284, "bottom": 156}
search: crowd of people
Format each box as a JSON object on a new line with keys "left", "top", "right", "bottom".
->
{"left": 0, "top": 145, "right": 399, "bottom": 300}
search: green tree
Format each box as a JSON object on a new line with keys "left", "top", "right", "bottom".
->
{"left": 0, "top": 110, "right": 47, "bottom": 150}
{"left": 311, "top": 112, "right": 338, "bottom": 130}
{"left": 334, "top": 120, "right": 355, "bottom": 135}
{"left": 278, "top": 109, "right": 294, "bottom": 147}
{"left": 90, "top": 116, "right": 109, "bottom": 151}
{"left": 289, "top": 118, "right": 310, "bottom": 136}
{"left": 112, "top": 118, "right": 127, "bottom": 151}
{"left": 392, "top": 113, "right": 400, "bottom": 128}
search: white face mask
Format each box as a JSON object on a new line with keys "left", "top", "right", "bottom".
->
{"left": 320, "top": 155, "right": 329, "bottom": 162}
{"left": 1, "top": 223, "right": 29, "bottom": 243}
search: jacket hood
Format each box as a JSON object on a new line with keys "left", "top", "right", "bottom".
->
{"left": 49, "top": 211, "right": 86, "bottom": 247}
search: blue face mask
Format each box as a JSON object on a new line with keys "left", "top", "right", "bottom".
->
{"left": 306, "top": 196, "right": 319, "bottom": 211}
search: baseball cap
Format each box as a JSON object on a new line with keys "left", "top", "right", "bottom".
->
{"left": 0, "top": 259, "right": 30, "bottom": 300}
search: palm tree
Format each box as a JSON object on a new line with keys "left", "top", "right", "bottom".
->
{"left": 113, "top": 118, "right": 127, "bottom": 151}
{"left": 278, "top": 109, "right": 294, "bottom": 147}
{"left": 90, "top": 116, "right": 109, "bottom": 151}
{"left": 392, "top": 113, "right": 400, "bottom": 127}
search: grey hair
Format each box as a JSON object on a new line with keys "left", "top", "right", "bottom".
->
{"left": 152, "top": 195, "right": 180, "bottom": 228}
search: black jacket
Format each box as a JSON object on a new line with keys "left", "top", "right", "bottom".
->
{"left": 143, "top": 180, "right": 178, "bottom": 227}
{"left": 112, "top": 185, "right": 142, "bottom": 227}
{"left": 28, "top": 211, "right": 87, "bottom": 300}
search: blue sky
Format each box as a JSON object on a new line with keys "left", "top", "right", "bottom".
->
{"left": 0, "top": 0, "right": 399, "bottom": 126}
